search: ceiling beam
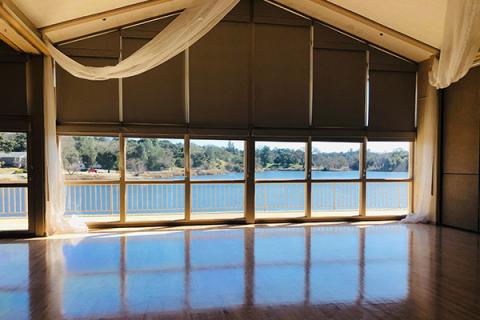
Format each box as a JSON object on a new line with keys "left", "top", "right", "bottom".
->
{"left": 312, "top": 0, "right": 440, "bottom": 55}
{"left": 40, "top": 0, "right": 178, "bottom": 35}
{"left": 0, "top": 0, "right": 48, "bottom": 55}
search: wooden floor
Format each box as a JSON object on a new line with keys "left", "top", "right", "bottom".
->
{"left": 0, "top": 222, "right": 479, "bottom": 319}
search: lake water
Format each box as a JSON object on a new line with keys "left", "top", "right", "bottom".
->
{"left": 0, "top": 170, "right": 409, "bottom": 217}
{"left": 60, "top": 170, "right": 409, "bottom": 217}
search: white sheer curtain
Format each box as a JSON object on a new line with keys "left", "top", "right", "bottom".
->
{"left": 44, "top": 0, "right": 238, "bottom": 233}
{"left": 44, "top": 57, "right": 88, "bottom": 234}
{"left": 46, "top": 0, "right": 239, "bottom": 80}
{"left": 403, "top": 61, "right": 439, "bottom": 224}
{"left": 429, "top": 0, "right": 480, "bottom": 89}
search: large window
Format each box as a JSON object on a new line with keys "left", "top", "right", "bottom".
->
{"left": 126, "top": 138, "right": 185, "bottom": 222}
{"left": 311, "top": 142, "right": 361, "bottom": 217}
{"left": 366, "top": 141, "right": 411, "bottom": 216}
{"left": 0, "top": 132, "right": 28, "bottom": 231}
{"left": 58, "top": 135, "right": 413, "bottom": 224}
{"left": 61, "top": 136, "right": 120, "bottom": 223}
{"left": 190, "top": 139, "right": 245, "bottom": 220}
{"left": 255, "top": 141, "right": 306, "bottom": 218}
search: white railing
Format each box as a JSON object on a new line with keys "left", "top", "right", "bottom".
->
{"left": 0, "top": 187, "right": 28, "bottom": 215}
{"left": 191, "top": 183, "right": 244, "bottom": 213}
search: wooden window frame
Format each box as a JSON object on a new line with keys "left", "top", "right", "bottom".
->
{"left": 57, "top": 133, "right": 414, "bottom": 229}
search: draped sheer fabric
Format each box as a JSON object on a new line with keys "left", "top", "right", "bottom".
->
{"left": 44, "top": 0, "right": 238, "bottom": 234}
{"left": 44, "top": 57, "right": 88, "bottom": 234}
{"left": 46, "top": 0, "right": 239, "bottom": 80}
{"left": 429, "top": 0, "right": 480, "bottom": 89}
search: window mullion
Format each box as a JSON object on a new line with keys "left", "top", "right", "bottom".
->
{"left": 359, "top": 137, "right": 367, "bottom": 216}
{"left": 305, "top": 138, "right": 312, "bottom": 218}
{"left": 184, "top": 134, "right": 191, "bottom": 222}
{"left": 119, "top": 133, "right": 126, "bottom": 223}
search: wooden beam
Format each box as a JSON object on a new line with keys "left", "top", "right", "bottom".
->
{"left": 40, "top": 0, "right": 177, "bottom": 34}
{"left": 0, "top": 0, "right": 48, "bottom": 55}
{"left": 310, "top": 0, "right": 439, "bottom": 55}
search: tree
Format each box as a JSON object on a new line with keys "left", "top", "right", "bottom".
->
{"left": 96, "top": 150, "right": 117, "bottom": 173}
{"left": 61, "top": 136, "right": 81, "bottom": 175}
{"left": 76, "top": 137, "right": 97, "bottom": 169}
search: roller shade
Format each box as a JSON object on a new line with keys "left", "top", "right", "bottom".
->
{"left": 56, "top": 31, "right": 120, "bottom": 123}
{"left": 253, "top": 0, "right": 310, "bottom": 26}
{"left": 254, "top": 23, "right": 310, "bottom": 128}
{"left": 190, "top": 21, "right": 250, "bottom": 128}
{"left": 122, "top": 18, "right": 186, "bottom": 125}
{"left": 0, "top": 61, "right": 27, "bottom": 116}
{"left": 313, "top": 23, "right": 367, "bottom": 128}
{"left": 368, "top": 48, "right": 417, "bottom": 132}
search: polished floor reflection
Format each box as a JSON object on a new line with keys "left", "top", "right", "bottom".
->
{"left": 1, "top": 222, "right": 480, "bottom": 319}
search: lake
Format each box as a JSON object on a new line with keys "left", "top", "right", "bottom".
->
{"left": 61, "top": 170, "right": 409, "bottom": 217}
{"left": 0, "top": 170, "right": 409, "bottom": 217}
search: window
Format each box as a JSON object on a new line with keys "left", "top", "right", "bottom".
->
{"left": 366, "top": 141, "right": 411, "bottom": 216}
{"left": 366, "top": 141, "right": 409, "bottom": 179}
{"left": 61, "top": 136, "right": 120, "bottom": 223}
{"left": 255, "top": 141, "right": 306, "bottom": 218}
{"left": 126, "top": 138, "right": 184, "bottom": 181}
{"left": 190, "top": 139, "right": 244, "bottom": 181}
{"left": 61, "top": 136, "right": 120, "bottom": 181}
{"left": 190, "top": 139, "right": 245, "bottom": 220}
{"left": 58, "top": 135, "right": 413, "bottom": 224}
{"left": 0, "top": 132, "right": 28, "bottom": 231}
{"left": 311, "top": 142, "right": 361, "bottom": 217}
{"left": 126, "top": 138, "right": 185, "bottom": 222}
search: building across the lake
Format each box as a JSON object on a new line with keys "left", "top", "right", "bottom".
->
{"left": 0, "top": 152, "right": 26, "bottom": 168}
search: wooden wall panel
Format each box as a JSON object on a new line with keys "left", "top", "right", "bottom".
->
{"left": 442, "top": 68, "right": 480, "bottom": 174}
{"left": 442, "top": 174, "right": 479, "bottom": 232}
{"left": 56, "top": 31, "right": 120, "bottom": 123}
{"left": 253, "top": 23, "right": 310, "bottom": 128}
{"left": 189, "top": 22, "right": 250, "bottom": 128}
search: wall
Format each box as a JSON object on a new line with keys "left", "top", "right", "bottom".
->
{"left": 441, "top": 66, "right": 480, "bottom": 232}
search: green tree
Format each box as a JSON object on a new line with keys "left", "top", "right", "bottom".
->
{"left": 96, "top": 150, "right": 117, "bottom": 173}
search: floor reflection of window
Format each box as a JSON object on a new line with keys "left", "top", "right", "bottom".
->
{"left": 310, "top": 228, "right": 360, "bottom": 304}
{"left": 62, "top": 238, "right": 121, "bottom": 318}
{"left": 0, "top": 244, "right": 29, "bottom": 320}
{"left": 189, "top": 229, "right": 245, "bottom": 309}
{"left": 254, "top": 228, "right": 306, "bottom": 305}
{"left": 364, "top": 226, "right": 409, "bottom": 302}
{"left": 126, "top": 233, "right": 185, "bottom": 314}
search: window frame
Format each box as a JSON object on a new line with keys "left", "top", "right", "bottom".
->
{"left": 57, "top": 133, "right": 414, "bottom": 227}
{"left": 0, "top": 131, "right": 31, "bottom": 233}
{"left": 188, "top": 136, "right": 247, "bottom": 221}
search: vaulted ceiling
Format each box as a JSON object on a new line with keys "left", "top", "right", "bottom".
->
{"left": 0, "top": 0, "right": 450, "bottom": 62}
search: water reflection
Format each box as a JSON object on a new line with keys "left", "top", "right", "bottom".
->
{"left": 0, "top": 223, "right": 423, "bottom": 319}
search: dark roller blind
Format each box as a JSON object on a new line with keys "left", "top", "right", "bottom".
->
{"left": 122, "top": 18, "right": 185, "bottom": 125}
{"left": 368, "top": 48, "right": 417, "bottom": 132}
{"left": 313, "top": 23, "right": 367, "bottom": 128}
{"left": 253, "top": 0, "right": 310, "bottom": 26}
{"left": 0, "top": 61, "right": 27, "bottom": 116}
{"left": 56, "top": 31, "right": 120, "bottom": 123}
{"left": 254, "top": 23, "right": 310, "bottom": 128}
{"left": 189, "top": 21, "right": 250, "bottom": 128}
